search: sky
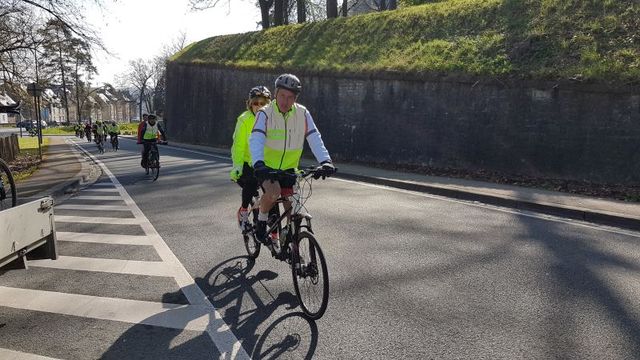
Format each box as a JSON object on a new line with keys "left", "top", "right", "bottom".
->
{"left": 84, "top": 0, "right": 260, "bottom": 85}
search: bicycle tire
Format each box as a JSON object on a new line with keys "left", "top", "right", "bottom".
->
{"left": 291, "top": 231, "right": 329, "bottom": 320}
{"left": 149, "top": 149, "right": 160, "bottom": 181}
{"left": 243, "top": 208, "right": 261, "bottom": 259}
{"left": 0, "top": 158, "right": 17, "bottom": 210}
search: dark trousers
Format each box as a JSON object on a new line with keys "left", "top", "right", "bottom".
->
{"left": 141, "top": 140, "right": 157, "bottom": 168}
{"left": 237, "top": 163, "right": 259, "bottom": 208}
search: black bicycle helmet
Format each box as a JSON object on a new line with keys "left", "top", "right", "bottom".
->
{"left": 249, "top": 86, "right": 271, "bottom": 99}
{"left": 275, "top": 74, "right": 302, "bottom": 94}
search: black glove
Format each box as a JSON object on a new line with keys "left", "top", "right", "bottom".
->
{"left": 318, "top": 160, "right": 336, "bottom": 179}
{"left": 253, "top": 160, "right": 269, "bottom": 180}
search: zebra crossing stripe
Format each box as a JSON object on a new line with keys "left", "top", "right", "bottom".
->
{"left": 55, "top": 215, "right": 142, "bottom": 225}
{"left": 56, "top": 232, "right": 154, "bottom": 245}
{"left": 71, "top": 195, "right": 124, "bottom": 201}
{"left": 0, "top": 348, "right": 60, "bottom": 360}
{"left": 0, "top": 287, "right": 212, "bottom": 332}
{"left": 56, "top": 204, "right": 130, "bottom": 211}
{"left": 28, "top": 256, "right": 173, "bottom": 277}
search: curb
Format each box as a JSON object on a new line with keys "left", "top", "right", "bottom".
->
{"left": 143, "top": 138, "right": 640, "bottom": 232}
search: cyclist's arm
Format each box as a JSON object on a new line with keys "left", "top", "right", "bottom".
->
{"left": 158, "top": 123, "right": 167, "bottom": 141}
{"left": 137, "top": 122, "right": 145, "bottom": 142}
{"left": 249, "top": 110, "right": 267, "bottom": 166}
{"left": 304, "top": 110, "right": 331, "bottom": 164}
{"left": 231, "top": 114, "right": 248, "bottom": 169}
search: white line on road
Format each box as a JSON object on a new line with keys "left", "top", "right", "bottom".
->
{"left": 56, "top": 204, "right": 131, "bottom": 211}
{"left": 0, "top": 287, "right": 214, "bottom": 332}
{"left": 0, "top": 348, "right": 60, "bottom": 360}
{"left": 82, "top": 188, "right": 120, "bottom": 193}
{"left": 28, "top": 256, "right": 172, "bottom": 277}
{"left": 70, "top": 139, "right": 248, "bottom": 360}
{"left": 71, "top": 195, "right": 124, "bottom": 201}
{"left": 55, "top": 215, "right": 141, "bottom": 225}
{"left": 56, "top": 232, "right": 154, "bottom": 245}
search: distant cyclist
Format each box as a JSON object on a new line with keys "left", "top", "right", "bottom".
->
{"left": 249, "top": 74, "right": 335, "bottom": 244}
{"left": 230, "top": 85, "right": 271, "bottom": 229}
{"left": 138, "top": 114, "right": 166, "bottom": 168}
{"left": 108, "top": 121, "right": 120, "bottom": 146}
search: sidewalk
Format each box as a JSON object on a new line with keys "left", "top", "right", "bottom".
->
{"left": 16, "top": 136, "right": 100, "bottom": 204}
{"left": 166, "top": 139, "right": 640, "bottom": 232}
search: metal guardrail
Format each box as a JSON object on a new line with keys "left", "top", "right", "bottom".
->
{"left": 0, "top": 196, "right": 57, "bottom": 270}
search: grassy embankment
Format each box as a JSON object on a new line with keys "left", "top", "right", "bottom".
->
{"left": 172, "top": 0, "right": 640, "bottom": 84}
{"left": 12, "top": 137, "right": 50, "bottom": 182}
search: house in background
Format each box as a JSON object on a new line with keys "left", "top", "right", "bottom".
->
{"left": 0, "top": 92, "right": 19, "bottom": 125}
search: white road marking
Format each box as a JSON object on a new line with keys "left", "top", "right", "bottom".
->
{"left": 55, "top": 215, "right": 141, "bottom": 225}
{"left": 56, "top": 204, "right": 131, "bottom": 211}
{"left": 0, "top": 287, "right": 212, "bottom": 332}
{"left": 0, "top": 348, "right": 60, "bottom": 360}
{"left": 57, "top": 232, "right": 154, "bottom": 245}
{"left": 71, "top": 195, "right": 124, "bottom": 201}
{"left": 82, "top": 188, "right": 120, "bottom": 193}
{"left": 70, "top": 140, "right": 249, "bottom": 360}
{"left": 29, "top": 256, "right": 171, "bottom": 277}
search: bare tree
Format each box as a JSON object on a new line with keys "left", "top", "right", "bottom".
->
{"left": 297, "top": 0, "right": 306, "bottom": 22}
{"left": 124, "top": 58, "right": 157, "bottom": 120}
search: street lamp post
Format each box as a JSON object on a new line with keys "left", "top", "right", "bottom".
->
{"left": 26, "top": 82, "right": 43, "bottom": 160}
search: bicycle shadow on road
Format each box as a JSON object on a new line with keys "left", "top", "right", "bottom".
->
{"left": 195, "top": 256, "right": 319, "bottom": 358}
{"left": 100, "top": 283, "right": 223, "bottom": 359}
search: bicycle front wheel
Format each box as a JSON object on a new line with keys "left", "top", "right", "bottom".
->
{"left": 0, "top": 158, "right": 17, "bottom": 210}
{"left": 150, "top": 151, "right": 160, "bottom": 181}
{"left": 291, "top": 231, "right": 329, "bottom": 320}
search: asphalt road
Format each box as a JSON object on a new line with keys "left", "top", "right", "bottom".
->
{"left": 3, "top": 136, "right": 640, "bottom": 359}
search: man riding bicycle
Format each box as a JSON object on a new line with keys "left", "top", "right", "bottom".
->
{"left": 138, "top": 114, "right": 166, "bottom": 168}
{"left": 108, "top": 121, "right": 120, "bottom": 145}
{"left": 94, "top": 120, "right": 106, "bottom": 145}
{"left": 250, "top": 73, "right": 336, "bottom": 245}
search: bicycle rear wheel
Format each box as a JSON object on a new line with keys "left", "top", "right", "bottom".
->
{"left": 291, "top": 231, "right": 329, "bottom": 320}
{"left": 0, "top": 158, "right": 17, "bottom": 210}
{"left": 243, "top": 208, "right": 261, "bottom": 259}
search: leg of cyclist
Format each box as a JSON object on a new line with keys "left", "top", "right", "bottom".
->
{"left": 141, "top": 141, "right": 151, "bottom": 168}
{"left": 256, "top": 179, "right": 280, "bottom": 243}
{"left": 237, "top": 163, "right": 258, "bottom": 229}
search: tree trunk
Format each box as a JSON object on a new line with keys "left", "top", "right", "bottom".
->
{"left": 139, "top": 87, "right": 144, "bottom": 121}
{"left": 75, "top": 59, "right": 81, "bottom": 123}
{"left": 341, "top": 0, "right": 348, "bottom": 16}
{"left": 283, "top": 0, "right": 289, "bottom": 24}
{"left": 259, "top": 0, "right": 273, "bottom": 29}
{"left": 327, "top": 0, "right": 338, "bottom": 18}
{"left": 59, "top": 47, "right": 70, "bottom": 125}
{"left": 388, "top": 0, "right": 397, "bottom": 10}
{"left": 274, "top": 0, "right": 284, "bottom": 26}
{"left": 379, "top": 0, "right": 387, "bottom": 10}
{"left": 297, "top": 0, "right": 306, "bottom": 23}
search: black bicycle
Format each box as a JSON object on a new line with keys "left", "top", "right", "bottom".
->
{"left": 241, "top": 167, "right": 334, "bottom": 320}
{"left": 0, "top": 158, "right": 17, "bottom": 210}
{"left": 144, "top": 140, "right": 167, "bottom": 181}
{"left": 95, "top": 134, "right": 104, "bottom": 154}
{"left": 110, "top": 134, "right": 119, "bottom": 151}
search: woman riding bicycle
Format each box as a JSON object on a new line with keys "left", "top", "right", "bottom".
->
{"left": 230, "top": 85, "right": 272, "bottom": 229}
{"left": 249, "top": 74, "right": 336, "bottom": 245}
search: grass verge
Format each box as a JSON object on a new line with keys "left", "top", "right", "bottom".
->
{"left": 11, "top": 137, "right": 50, "bottom": 182}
